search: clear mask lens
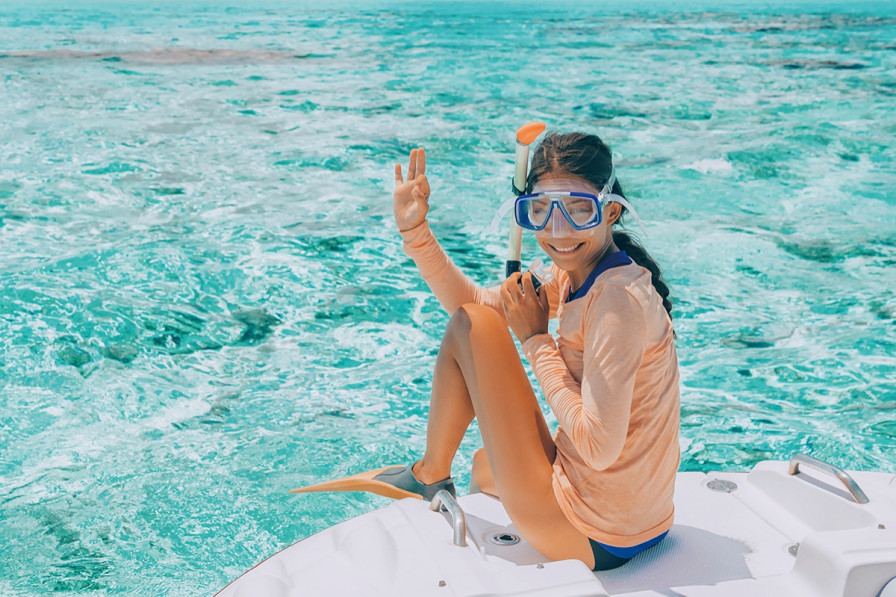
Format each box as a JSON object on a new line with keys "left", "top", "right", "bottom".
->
{"left": 515, "top": 192, "right": 602, "bottom": 231}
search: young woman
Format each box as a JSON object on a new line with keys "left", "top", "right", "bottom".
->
{"left": 299, "top": 132, "right": 679, "bottom": 571}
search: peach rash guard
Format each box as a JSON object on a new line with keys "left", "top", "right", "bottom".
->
{"left": 401, "top": 222, "right": 680, "bottom": 548}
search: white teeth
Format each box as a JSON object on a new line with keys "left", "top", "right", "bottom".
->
{"left": 552, "top": 244, "right": 581, "bottom": 254}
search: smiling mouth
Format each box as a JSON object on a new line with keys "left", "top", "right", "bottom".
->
{"left": 550, "top": 243, "right": 584, "bottom": 254}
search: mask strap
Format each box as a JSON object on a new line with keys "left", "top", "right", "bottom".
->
{"left": 489, "top": 196, "right": 516, "bottom": 235}
{"left": 601, "top": 167, "right": 648, "bottom": 238}
{"left": 604, "top": 193, "right": 648, "bottom": 238}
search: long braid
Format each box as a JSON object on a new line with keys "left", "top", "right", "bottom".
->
{"left": 612, "top": 230, "right": 673, "bottom": 316}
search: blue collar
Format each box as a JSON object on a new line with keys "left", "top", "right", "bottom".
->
{"left": 565, "top": 250, "right": 632, "bottom": 303}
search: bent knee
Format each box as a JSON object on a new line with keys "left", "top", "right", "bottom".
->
{"left": 448, "top": 303, "right": 505, "bottom": 338}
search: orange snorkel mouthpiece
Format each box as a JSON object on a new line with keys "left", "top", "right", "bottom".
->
{"left": 516, "top": 121, "right": 546, "bottom": 146}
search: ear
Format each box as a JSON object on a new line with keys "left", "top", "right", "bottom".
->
{"left": 604, "top": 202, "right": 623, "bottom": 226}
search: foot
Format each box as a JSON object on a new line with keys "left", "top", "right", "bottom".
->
{"left": 372, "top": 464, "right": 456, "bottom": 501}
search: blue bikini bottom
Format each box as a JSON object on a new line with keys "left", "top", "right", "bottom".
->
{"left": 589, "top": 531, "right": 668, "bottom": 571}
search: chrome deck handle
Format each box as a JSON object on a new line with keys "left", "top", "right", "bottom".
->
{"left": 429, "top": 490, "right": 467, "bottom": 547}
{"left": 788, "top": 453, "right": 870, "bottom": 505}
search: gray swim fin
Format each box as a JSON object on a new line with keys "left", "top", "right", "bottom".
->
{"left": 290, "top": 465, "right": 455, "bottom": 501}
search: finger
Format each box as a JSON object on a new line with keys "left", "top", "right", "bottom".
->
{"left": 503, "top": 272, "right": 522, "bottom": 287}
{"left": 502, "top": 273, "right": 522, "bottom": 298}
{"left": 500, "top": 283, "right": 512, "bottom": 304}
{"left": 538, "top": 281, "right": 550, "bottom": 310}
{"left": 418, "top": 147, "right": 426, "bottom": 176}
{"left": 500, "top": 275, "right": 514, "bottom": 297}
{"left": 394, "top": 163, "right": 403, "bottom": 185}
{"left": 521, "top": 272, "right": 537, "bottom": 296}
{"left": 414, "top": 175, "right": 430, "bottom": 200}
{"left": 407, "top": 148, "right": 417, "bottom": 181}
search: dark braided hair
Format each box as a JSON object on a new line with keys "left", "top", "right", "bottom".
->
{"left": 526, "top": 132, "right": 673, "bottom": 316}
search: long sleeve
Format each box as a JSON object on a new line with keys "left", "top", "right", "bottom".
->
{"left": 523, "top": 263, "right": 678, "bottom": 547}
{"left": 522, "top": 283, "right": 646, "bottom": 470}
{"left": 400, "top": 221, "right": 503, "bottom": 314}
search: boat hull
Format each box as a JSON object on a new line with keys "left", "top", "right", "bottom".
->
{"left": 217, "top": 458, "right": 896, "bottom": 597}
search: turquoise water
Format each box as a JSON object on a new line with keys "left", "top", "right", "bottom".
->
{"left": 1, "top": 1, "right": 895, "bottom": 594}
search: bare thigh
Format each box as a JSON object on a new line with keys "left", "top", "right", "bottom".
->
{"left": 445, "top": 304, "right": 594, "bottom": 567}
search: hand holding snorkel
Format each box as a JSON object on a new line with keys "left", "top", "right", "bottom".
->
{"left": 501, "top": 270, "right": 549, "bottom": 342}
{"left": 393, "top": 148, "right": 430, "bottom": 232}
{"left": 500, "top": 122, "right": 551, "bottom": 342}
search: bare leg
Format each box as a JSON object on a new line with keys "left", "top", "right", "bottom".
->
{"left": 415, "top": 304, "right": 595, "bottom": 567}
{"left": 470, "top": 448, "right": 497, "bottom": 497}
{"left": 411, "top": 338, "right": 476, "bottom": 483}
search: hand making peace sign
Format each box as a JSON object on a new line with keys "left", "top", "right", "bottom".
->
{"left": 393, "top": 148, "right": 430, "bottom": 232}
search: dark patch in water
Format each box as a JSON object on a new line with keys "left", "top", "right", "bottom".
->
{"left": 81, "top": 162, "right": 138, "bottom": 176}
{"left": 278, "top": 100, "right": 319, "bottom": 112}
{"left": 150, "top": 186, "right": 185, "bottom": 196}
{"left": 143, "top": 310, "right": 222, "bottom": 354}
{"left": 321, "top": 409, "right": 355, "bottom": 419}
{"left": 293, "top": 234, "right": 361, "bottom": 257}
{"left": 777, "top": 239, "right": 843, "bottom": 263}
{"left": 0, "top": 181, "right": 20, "bottom": 199}
{"left": 437, "top": 229, "right": 502, "bottom": 277}
{"left": 314, "top": 304, "right": 366, "bottom": 322}
{"left": 722, "top": 336, "right": 776, "bottom": 349}
{"left": 735, "top": 264, "right": 765, "bottom": 278}
{"left": 725, "top": 150, "right": 780, "bottom": 180}
{"left": 1, "top": 48, "right": 316, "bottom": 65}
{"left": 867, "top": 420, "right": 896, "bottom": 438}
{"left": 55, "top": 345, "right": 92, "bottom": 368}
{"left": 51, "top": 545, "right": 112, "bottom": 592}
{"left": 776, "top": 59, "right": 867, "bottom": 70}
{"left": 777, "top": 233, "right": 892, "bottom": 265}
{"left": 737, "top": 369, "right": 752, "bottom": 377}
{"left": 39, "top": 510, "right": 112, "bottom": 592}
{"left": 148, "top": 332, "right": 222, "bottom": 353}
{"left": 233, "top": 309, "right": 281, "bottom": 346}
{"left": 173, "top": 392, "right": 239, "bottom": 429}
{"left": 102, "top": 344, "right": 138, "bottom": 364}
{"left": 672, "top": 104, "right": 713, "bottom": 121}
{"left": 870, "top": 298, "right": 896, "bottom": 322}
{"left": 578, "top": 102, "right": 648, "bottom": 120}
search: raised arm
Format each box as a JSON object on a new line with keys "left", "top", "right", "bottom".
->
{"left": 394, "top": 148, "right": 503, "bottom": 314}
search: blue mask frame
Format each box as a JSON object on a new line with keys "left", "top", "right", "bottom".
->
{"left": 514, "top": 191, "right": 603, "bottom": 231}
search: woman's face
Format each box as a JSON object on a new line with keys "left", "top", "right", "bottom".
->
{"left": 531, "top": 172, "right": 622, "bottom": 287}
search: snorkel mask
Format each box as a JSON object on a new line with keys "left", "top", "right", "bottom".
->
{"left": 490, "top": 167, "right": 647, "bottom": 239}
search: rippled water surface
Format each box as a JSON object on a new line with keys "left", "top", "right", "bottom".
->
{"left": 1, "top": 1, "right": 895, "bottom": 594}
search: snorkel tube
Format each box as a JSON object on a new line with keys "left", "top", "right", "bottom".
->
{"left": 506, "top": 121, "right": 546, "bottom": 278}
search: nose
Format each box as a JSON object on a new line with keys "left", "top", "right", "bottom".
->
{"left": 549, "top": 205, "right": 576, "bottom": 238}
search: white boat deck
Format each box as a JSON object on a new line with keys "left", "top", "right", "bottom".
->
{"left": 217, "top": 458, "right": 896, "bottom": 597}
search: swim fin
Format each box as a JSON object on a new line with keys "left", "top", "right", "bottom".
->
{"left": 290, "top": 465, "right": 456, "bottom": 501}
